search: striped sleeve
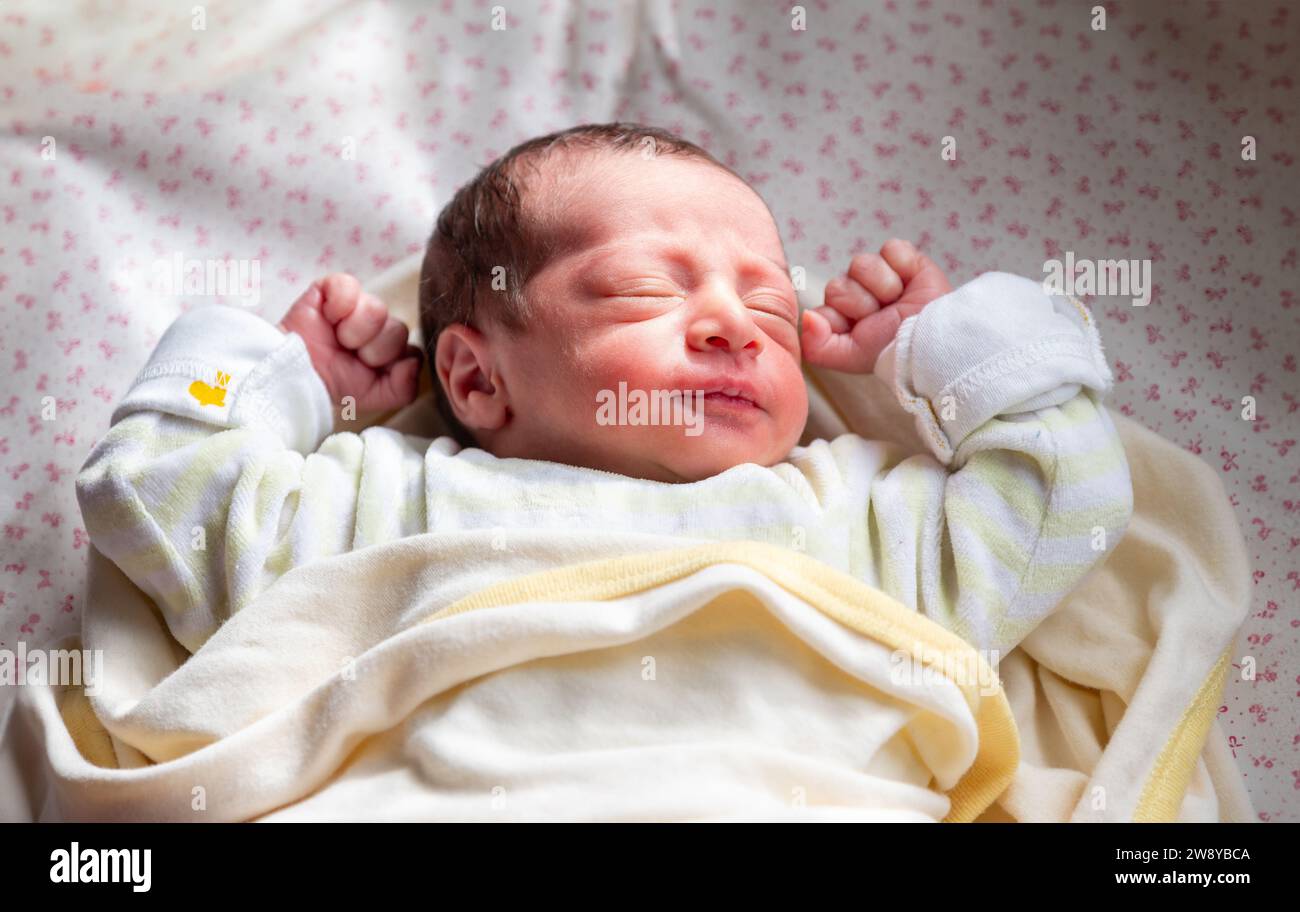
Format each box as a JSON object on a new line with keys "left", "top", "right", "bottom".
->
{"left": 866, "top": 272, "right": 1134, "bottom": 657}
{"left": 74, "top": 305, "right": 430, "bottom": 653}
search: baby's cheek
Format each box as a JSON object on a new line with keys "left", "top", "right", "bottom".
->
{"left": 557, "top": 349, "right": 652, "bottom": 434}
{"left": 770, "top": 358, "right": 810, "bottom": 434}
{"left": 765, "top": 316, "right": 801, "bottom": 353}
{"left": 584, "top": 336, "right": 667, "bottom": 390}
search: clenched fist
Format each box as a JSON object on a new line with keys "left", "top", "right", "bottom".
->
{"left": 278, "top": 273, "right": 423, "bottom": 419}
{"left": 801, "top": 238, "right": 953, "bottom": 374}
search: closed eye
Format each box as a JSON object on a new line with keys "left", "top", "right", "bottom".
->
{"left": 607, "top": 290, "right": 682, "bottom": 298}
{"left": 745, "top": 292, "right": 798, "bottom": 323}
{"left": 607, "top": 293, "right": 795, "bottom": 323}
{"left": 602, "top": 279, "right": 685, "bottom": 298}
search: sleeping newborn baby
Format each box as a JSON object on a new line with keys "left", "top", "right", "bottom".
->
{"left": 77, "top": 122, "right": 1133, "bottom": 664}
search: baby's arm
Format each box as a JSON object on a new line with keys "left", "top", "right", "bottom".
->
{"left": 806, "top": 244, "right": 1133, "bottom": 656}
{"left": 75, "top": 276, "right": 426, "bottom": 653}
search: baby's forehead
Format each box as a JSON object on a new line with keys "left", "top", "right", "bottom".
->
{"left": 529, "top": 145, "right": 749, "bottom": 208}
{"left": 526, "top": 147, "right": 773, "bottom": 247}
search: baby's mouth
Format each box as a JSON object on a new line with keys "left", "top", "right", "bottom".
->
{"left": 701, "top": 388, "right": 759, "bottom": 409}
{"left": 694, "top": 378, "right": 764, "bottom": 411}
{"left": 672, "top": 372, "right": 766, "bottom": 413}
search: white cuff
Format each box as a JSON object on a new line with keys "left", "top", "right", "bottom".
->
{"left": 110, "top": 304, "right": 335, "bottom": 453}
{"left": 889, "top": 272, "right": 1113, "bottom": 465}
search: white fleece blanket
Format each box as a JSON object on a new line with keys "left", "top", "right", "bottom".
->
{"left": 10, "top": 535, "right": 1018, "bottom": 822}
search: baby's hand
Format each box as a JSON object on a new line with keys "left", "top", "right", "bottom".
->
{"left": 801, "top": 239, "right": 953, "bottom": 373}
{"left": 278, "top": 273, "right": 423, "bottom": 418}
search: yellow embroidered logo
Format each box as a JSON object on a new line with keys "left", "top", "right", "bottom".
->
{"left": 188, "top": 370, "right": 230, "bottom": 407}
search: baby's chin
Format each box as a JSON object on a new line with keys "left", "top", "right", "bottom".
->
{"left": 604, "top": 424, "right": 796, "bottom": 483}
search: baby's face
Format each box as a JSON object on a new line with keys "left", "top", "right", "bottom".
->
{"left": 483, "top": 151, "right": 808, "bottom": 483}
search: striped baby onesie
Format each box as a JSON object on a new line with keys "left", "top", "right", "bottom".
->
{"left": 76, "top": 271, "right": 1133, "bottom": 658}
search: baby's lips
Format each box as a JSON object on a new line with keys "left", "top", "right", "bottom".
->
{"left": 682, "top": 374, "right": 767, "bottom": 411}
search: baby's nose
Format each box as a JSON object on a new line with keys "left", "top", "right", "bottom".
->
{"left": 688, "top": 286, "right": 763, "bottom": 354}
{"left": 703, "top": 334, "right": 759, "bottom": 353}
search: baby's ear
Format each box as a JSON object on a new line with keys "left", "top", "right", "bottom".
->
{"left": 435, "top": 324, "right": 509, "bottom": 431}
